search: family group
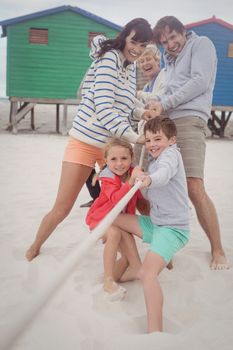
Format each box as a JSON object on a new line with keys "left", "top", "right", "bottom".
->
{"left": 25, "top": 16, "right": 229, "bottom": 333}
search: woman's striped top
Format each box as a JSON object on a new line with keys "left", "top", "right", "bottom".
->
{"left": 69, "top": 49, "right": 139, "bottom": 148}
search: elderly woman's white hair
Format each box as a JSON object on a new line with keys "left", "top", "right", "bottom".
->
{"left": 142, "top": 44, "right": 161, "bottom": 59}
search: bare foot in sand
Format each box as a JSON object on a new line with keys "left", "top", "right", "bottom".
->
{"left": 210, "top": 250, "right": 229, "bottom": 270}
{"left": 25, "top": 245, "right": 40, "bottom": 261}
{"left": 103, "top": 277, "right": 127, "bottom": 301}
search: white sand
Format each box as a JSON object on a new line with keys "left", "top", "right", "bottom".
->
{"left": 0, "top": 100, "right": 233, "bottom": 349}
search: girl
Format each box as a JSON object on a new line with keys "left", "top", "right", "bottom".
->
{"left": 26, "top": 18, "right": 153, "bottom": 261}
{"left": 86, "top": 138, "right": 149, "bottom": 301}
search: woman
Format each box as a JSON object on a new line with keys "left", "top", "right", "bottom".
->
{"left": 26, "top": 18, "right": 153, "bottom": 261}
{"left": 133, "top": 44, "right": 166, "bottom": 169}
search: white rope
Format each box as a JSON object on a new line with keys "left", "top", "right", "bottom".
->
{"left": 2, "top": 181, "right": 142, "bottom": 350}
{"left": 139, "top": 145, "right": 146, "bottom": 168}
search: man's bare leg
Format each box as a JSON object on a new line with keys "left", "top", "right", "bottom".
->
{"left": 187, "top": 178, "right": 229, "bottom": 269}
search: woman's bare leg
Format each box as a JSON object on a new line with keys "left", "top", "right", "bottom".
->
{"left": 26, "top": 162, "right": 92, "bottom": 261}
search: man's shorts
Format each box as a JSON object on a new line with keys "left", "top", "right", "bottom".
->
{"left": 174, "top": 116, "right": 208, "bottom": 179}
{"left": 138, "top": 215, "right": 190, "bottom": 264}
{"left": 63, "top": 137, "right": 105, "bottom": 168}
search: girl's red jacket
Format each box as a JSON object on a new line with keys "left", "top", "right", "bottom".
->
{"left": 86, "top": 166, "right": 143, "bottom": 230}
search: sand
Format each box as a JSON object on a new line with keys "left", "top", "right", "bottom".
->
{"left": 0, "top": 99, "right": 233, "bottom": 350}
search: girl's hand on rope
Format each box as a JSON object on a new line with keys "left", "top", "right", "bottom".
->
{"left": 128, "top": 166, "right": 143, "bottom": 186}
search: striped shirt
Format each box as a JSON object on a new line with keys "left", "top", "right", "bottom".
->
{"left": 69, "top": 49, "right": 139, "bottom": 148}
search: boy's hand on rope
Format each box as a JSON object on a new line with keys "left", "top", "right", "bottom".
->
{"left": 138, "top": 174, "right": 152, "bottom": 188}
{"left": 132, "top": 167, "right": 152, "bottom": 188}
{"left": 130, "top": 166, "right": 152, "bottom": 188}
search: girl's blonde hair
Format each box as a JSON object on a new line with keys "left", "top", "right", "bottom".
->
{"left": 92, "top": 138, "right": 134, "bottom": 186}
{"left": 104, "top": 137, "right": 134, "bottom": 159}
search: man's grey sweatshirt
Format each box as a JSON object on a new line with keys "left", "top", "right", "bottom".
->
{"left": 155, "top": 32, "right": 217, "bottom": 122}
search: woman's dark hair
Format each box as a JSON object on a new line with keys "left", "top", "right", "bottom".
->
{"left": 98, "top": 18, "right": 153, "bottom": 57}
{"left": 144, "top": 116, "right": 177, "bottom": 139}
{"left": 153, "top": 16, "right": 185, "bottom": 45}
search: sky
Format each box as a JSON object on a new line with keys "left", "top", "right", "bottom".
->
{"left": 0, "top": 0, "right": 233, "bottom": 96}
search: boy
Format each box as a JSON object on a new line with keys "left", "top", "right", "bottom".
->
{"left": 114, "top": 116, "right": 190, "bottom": 332}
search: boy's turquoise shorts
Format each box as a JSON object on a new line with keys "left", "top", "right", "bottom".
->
{"left": 138, "top": 215, "right": 190, "bottom": 264}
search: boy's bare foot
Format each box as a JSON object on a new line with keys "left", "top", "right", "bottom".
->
{"left": 210, "top": 250, "right": 229, "bottom": 270}
{"left": 25, "top": 245, "right": 40, "bottom": 261}
{"left": 119, "top": 266, "right": 140, "bottom": 282}
{"left": 103, "top": 277, "right": 127, "bottom": 301}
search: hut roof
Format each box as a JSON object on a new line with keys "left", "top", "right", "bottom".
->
{"left": 185, "top": 16, "right": 233, "bottom": 30}
{"left": 0, "top": 5, "right": 122, "bottom": 37}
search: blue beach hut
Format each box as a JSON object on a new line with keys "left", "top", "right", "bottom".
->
{"left": 186, "top": 17, "right": 233, "bottom": 137}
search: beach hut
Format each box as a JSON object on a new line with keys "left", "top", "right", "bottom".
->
{"left": 0, "top": 5, "right": 121, "bottom": 133}
{"left": 186, "top": 17, "right": 233, "bottom": 137}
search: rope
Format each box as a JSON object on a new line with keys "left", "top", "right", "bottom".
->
{"left": 2, "top": 181, "right": 142, "bottom": 350}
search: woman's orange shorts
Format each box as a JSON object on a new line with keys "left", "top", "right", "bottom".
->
{"left": 63, "top": 137, "right": 105, "bottom": 169}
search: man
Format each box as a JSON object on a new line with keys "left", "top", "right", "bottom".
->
{"left": 148, "top": 16, "right": 228, "bottom": 269}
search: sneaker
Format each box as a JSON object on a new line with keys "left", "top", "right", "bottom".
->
{"left": 80, "top": 200, "right": 94, "bottom": 208}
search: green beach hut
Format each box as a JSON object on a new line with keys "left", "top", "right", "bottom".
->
{"left": 0, "top": 5, "right": 121, "bottom": 133}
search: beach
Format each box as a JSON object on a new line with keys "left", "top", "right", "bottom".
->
{"left": 0, "top": 99, "right": 233, "bottom": 350}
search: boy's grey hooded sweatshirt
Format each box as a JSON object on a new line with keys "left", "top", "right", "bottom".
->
{"left": 157, "top": 32, "right": 217, "bottom": 122}
{"left": 142, "top": 144, "right": 190, "bottom": 231}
